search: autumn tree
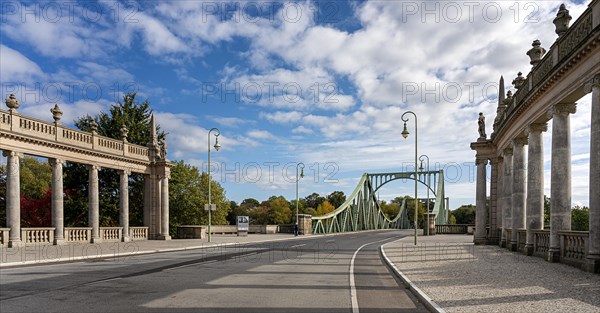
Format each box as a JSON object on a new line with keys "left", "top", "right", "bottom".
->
{"left": 316, "top": 200, "right": 336, "bottom": 216}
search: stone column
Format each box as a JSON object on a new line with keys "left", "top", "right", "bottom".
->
{"left": 119, "top": 170, "right": 130, "bottom": 242}
{"left": 496, "top": 156, "right": 504, "bottom": 246}
{"left": 50, "top": 158, "right": 65, "bottom": 245}
{"left": 548, "top": 103, "right": 576, "bottom": 262}
{"left": 585, "top": 76, "right": 600, "bottom": 273}
{"left": 501, "top": 148, "right": 513, "bottom": 248}
{"left": 159, "top": 175, "right": 171, "bottom": 240}
{"left": 525, "top": 123, "right": 547, "bottom": 255}
{"left": 489, "top": 158, "right": 500, "bottom": 244}
{"left": 511, "top": 137, "right": 527, "bottom": 251}
{"left": 3, "top": 151, "right": 23, "bottom": 247}
{"left": 474, "top": 158, "right": 488, "bottom": 245}
{"left": 88, "top": 165, "right": 100, "bottom": 243}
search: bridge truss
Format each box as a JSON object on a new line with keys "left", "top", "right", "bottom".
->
{"left": 312, "top": 170, "right": 447, "bottom": 234}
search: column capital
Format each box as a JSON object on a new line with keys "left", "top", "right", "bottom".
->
{"left": 584, "top": 74, "right": 600, "bottom": 93}
{"left": 513, "top": 137, "right": 528, "bottom": 147}
{"left": 87, "top": 164, "right": 101, "bottom": 171}
{"left": 503, "top": 147, "right": 513, "bottom": 156}
{"left": 526, "top": 122, "right": 548, "bottom": 135}
{"left": 2, "top": 150, "right": 23, "bottom": 158}
{"left": 490, "top": 156, "right": 503, "bottom": 165}
{"left": 119, "top": 169, "right": 131, "bottom": 176}
{"left": 159, "top": 173, "right": 171, "bottom": 180}
{"left": 548, "top": 103, "right": 577, "bottom": 118}
{"left": 476, "top": 158, "right": 488, "bottom": 166}
{"left": 48, "top": 158, "right": 64, "bottom": 166}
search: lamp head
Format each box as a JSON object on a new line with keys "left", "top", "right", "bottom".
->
{"left": 419, "top": 160, "right": 424, "bottom": 171}
{"left": 214, "top": 136, "right": 221, "bottom": 151}
{"left": 300, "top": 168, "right": 305, "bottom": 179}
{"left": 401, "top": 122, "right": 410, "bottom": 139}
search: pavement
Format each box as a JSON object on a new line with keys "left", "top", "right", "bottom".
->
{"left": 381, "top": 234, "right": 600, "bottom": 313}
{"left": 2, "top": 231, "right": 599, "bottom": 313}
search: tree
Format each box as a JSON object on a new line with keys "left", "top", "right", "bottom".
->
{"left": 327, "top": 191, "right": 346, "bottom": 208}
{"left": 20, "top": 190, "right": 52, "bottom": 227}
{"left": 316, "top": 200, "right": 336, "bottom": 216}
{"left": 65, "top": 92, "right": 166, "bottom": 227}
{"left": 453, "top": 205, "right": 476, "bottom": 224}
{"left": 404, "top": 196, "right": 426, "bottom": 228}
{"left": 544, "top": 195, "right": 551, "bottom": 226}
{"left": 226, "top": 201, "right": 239, "bottom": 225}
{"left": 379, "top": 200, "right": 401, "bottom": 219}
{"left": 20, "top": 157, "right": 52, "bottom": 198}
{"left": 268, "top": 196, "right": 292, "bottom": 224}
{"left": 169, "top": 161, "right": 230, "bottom": 236}
{"left": 305, "top": 192, "right": 325, "bottom": 209}
{"left": 448, "top": 214, "right": 457, "bottom": 224}
{"left": 571, "top": 206, "right": 589, "bottom": 231}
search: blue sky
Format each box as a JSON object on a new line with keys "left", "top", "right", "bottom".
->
{"left": 0, "top": 0, "right": 593, "bottom": 210}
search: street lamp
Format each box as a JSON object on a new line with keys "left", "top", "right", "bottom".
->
{"left": 401, "top": 111, "right": 418, "bottom": 245}
{"left": 207, "top": 128, "right": 221, "bottom": 243}
{"left": 419, "top": 154, "right": 430, "bottom": 236}
{"left": 295, "top": 163, "right": 305, "bottom": 236}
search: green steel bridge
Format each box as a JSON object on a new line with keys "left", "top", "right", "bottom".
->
{"left": 312, "top": 170, "right": 448, "bottom": 234}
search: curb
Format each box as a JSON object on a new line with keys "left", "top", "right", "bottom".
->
{"left": 1, "top": 229, "right": 398, "bottom": 268}
{"left": 380, "top": 240, "right": 447, "bottom": 313}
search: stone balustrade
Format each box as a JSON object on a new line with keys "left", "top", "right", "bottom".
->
{"left": 100, "top": 227, "right": 123, "bottom": 242}
{"left": 64, "top": 227, "right": 92, "bottom": 242}
{"left": 0, "top": 228, "right": 9, "bottom": 246}
{"left": 130, "top": 227, "right": 149, "bottom": 240}
{"left": 559, "top": 231, "right": 589, "bottom": 267}
{"left": 435, "top": 224, "right": 473, "bottom": 234}
{"left": 517, "top": 229, "right": 527, "bottom": 252}
{"left": 533, "top": 230, "right": 551, "bottom": 258}
{"left": 21, "top": 227, "right": 55, "bottom": 245}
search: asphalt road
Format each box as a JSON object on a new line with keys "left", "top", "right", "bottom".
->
{"left": 0, "top": 231, "right": 428, "bottom": 313}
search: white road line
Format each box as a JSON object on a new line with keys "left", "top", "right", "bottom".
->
{"left": 349, "top": 237, "right": 397, "bottom": 313}
{"left": 289, "top": 244, "right": 306, "bottom": 248}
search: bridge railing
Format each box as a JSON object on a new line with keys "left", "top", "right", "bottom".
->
{"left": 532, "top": 230, "right": 550, "bottom": 258}
{"left": 100, "top": 227, "right": 123, "bottom": 242}
{"left": 0, "top": 228, "right": 9, "bottom": 246}
{"left": 130, "top": 227, "right": 149, "bottom": 240}
{"left": 64, "top": 227, "right": 92, "bottom": 242}
{"left": 435, "top": 224, "right": 473, "bottom": 234}
{"left": 21, "top": 227, "right": 55, "bottom": 245}
{"left": 559, "top": 231, "right": 589, "bottom": 267}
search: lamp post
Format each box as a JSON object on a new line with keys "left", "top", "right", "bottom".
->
{"left": 401, "top": 111, "right": 418, "bottom": 245}
{"left": 207, "top": 128, "right": 221, "bottom": 243}
{"left": 419, "top": 154, "right": 430, "bottom": 236}
{"left": 295, "top": 163, "right": 305, "bottom": 236}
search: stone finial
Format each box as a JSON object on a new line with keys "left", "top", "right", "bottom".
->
{"left": 512, "top": 72, "right": 525, "bottom": 89}
{"left": 50, "top": 104, "right": 63, "bottom": 123}
{"left": 120, "top": 125, "right": 129, "bottom": 142}
{"left": 149, "top": 113, "right": 158, "bottom": 147}
{"left": 503, "top": 90, "right": 513, "bottom": 107}
{"left": 526, "top": 40, "right": 546, "bottom": 66}
{"left": 5, "top": 94, "right": 20, "bottom": 111}
{"left": 90, "top": 120, "right": 98, "bottom": 133}
{"left": 553, "top": 4, "right": 572, "bottom": 37}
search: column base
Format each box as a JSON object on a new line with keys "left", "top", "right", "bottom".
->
{"left": 510, "top": 242, "right": 518, "bottom": 251}
{"left": 474, "top": 237, "right": 487, "bottom": 245}
{"left": 500, "top": 239, "right": 507, "bottom": 248}
{"left": 53, "top": 238, "right": 66, "bottom": 245}
{"left": 583, "top": 257, "right": 600, "bottom": 273}
{"left": 8, "top": 240, "right": 23, "bottom": 248}
{"left": 122, "top": 236, "right": 131, "bottom": 242}
{"left": 91, "top": 238, "right": 103, "bottom": 244}
{"left": 524, "top": 244, "right": 534, "bottom": 256}
{"left": 547, "top": 249, "right": 561, "bottom": 262}
{"left": 158, "top": 235, "right": 171, "bottom": 241}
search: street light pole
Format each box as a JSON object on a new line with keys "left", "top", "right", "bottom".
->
{"left": 296, "top": 163, "right": 305, "bottom": 236}
{"left": 208, "top": 128, "right": 221, "bottom": 243}
{"left": 419, "top": 154, "right": 430, "bottom": 236}
{"left": 401, "top": 111, "right": 418, "bottom": 245}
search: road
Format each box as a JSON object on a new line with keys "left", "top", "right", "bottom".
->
{"left": 0, "top": 231, "right": 428, "bottom": 312}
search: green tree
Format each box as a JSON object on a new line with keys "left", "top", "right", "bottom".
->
{"left": 268, "top": 196, "right": 292, "bottom": 224}
{"left": 380, "top": 200, "right": 401, "bottom": 219}
{"left": 305, "top": 192, "right": 325, "bottom": 209}
{"left": 453, "top": 205, "right": 476, "bottom": 224}
{"left": 65, "top": 92, "right": 165, "bottom": 227}
{"left": 327, "top": 191, "right": 346, "bottom": 208}
{"left": 248, "top": 206, "right": 270, "bottom": 225}
{"left": 449, "top": 213, "right": 457, "bottom": 224}
{"left": 404, "top": 196, "right": 426, "bottom": 228}
{"left": 20, "top": 157, "right": 52, "bottom": 198}
{"left": 316, "top": 200, "right": 336, "bottom": 216}
{"left": 571, "top": 206, "right": 589, "bottom": 231}
{"left": 544, "top": 195, "right": 551, "bottom": 226}
{"left": 169, "top": 162, "right": 230, "bottom": 236}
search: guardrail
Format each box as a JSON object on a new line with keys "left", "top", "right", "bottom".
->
{"left": 532, "top": 230, "right": 550, "bottom": 258}
{"left": 559, "top": 231, "right": 589, "bottom": 268}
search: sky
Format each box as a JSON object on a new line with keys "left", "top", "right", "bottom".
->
{"left": 0, "top": 0, "right": 594, "bottom": 210}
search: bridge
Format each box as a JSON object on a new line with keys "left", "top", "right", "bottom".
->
{"left": 471, "top": 2, "right": 600, "bottom": 273}
{"left": 312, "top": 170, "right": 447, "bottom": 234}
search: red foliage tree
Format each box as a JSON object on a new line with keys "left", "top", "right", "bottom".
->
{"left": 20, "top": 189, "right": 52, "bottom": 227}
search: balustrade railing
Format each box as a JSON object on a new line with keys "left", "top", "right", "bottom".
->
{"left": 64, "top": 227, "right": 92, "bottom": 242}
{"left": 100, "top": 227, "right": 122, "bottom": 241}
{"left": 559, "top": 231, "right": 588, "bottom": 267}
{"left": 533, "top": 230, "right": 550, "bottom": 258}
{"left": 506, "top": 229, "right": 512, "bottom": 245}
{"left": 435, "top": 224, "right": 472, "bottom": 234}
{"left": 21, "top": 227, "right": 55, "bottom": 245}
{"left": 517, "top": 229, "right": 527, "bottom": 252}
{"left": 0, "top": 228, "right": 9, "bottom": 246}
{"left": 130, "top": 227, "right": 148, "bottom": 240}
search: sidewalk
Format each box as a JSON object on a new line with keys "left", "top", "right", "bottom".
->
{"left": 0, "top": 233, "right": 298, "bottom": 267}
{"left": 382, "top": 234, "right": 600, "bottom": 313}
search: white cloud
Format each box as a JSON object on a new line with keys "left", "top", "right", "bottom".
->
{"left": 0, "top": 45, "right": 45, "bottom": 83}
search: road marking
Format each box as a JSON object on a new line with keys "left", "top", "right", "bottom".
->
{"left": 326, "top": 239, "right": 335, "bottom": 243}
{"left": 349, "top": 237, "right": 398, "bottom": 313}
{"left": 289, "top": 244, "right": 306, "bottom": 248}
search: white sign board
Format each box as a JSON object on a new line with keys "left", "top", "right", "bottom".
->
{"left": 237, "top": 216, "right": 249, "bottom": 232}
{"left": 204, "top": 204, "right": 217, "bottom": 211}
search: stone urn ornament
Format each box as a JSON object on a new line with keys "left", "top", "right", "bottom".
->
{"left": 5, "top": 94, "right": 20, "bottom": 111}
{"left": 526, "top": 40, "right": 546, "bottom": 66}
{"left": 120, "top": 125, "right": 129, "bottom": 142}
{"left": 50, "top": 104, "right": 63, "bottom": 123}
{"left": 553, "top": 4, "right": 572, "bottom": 36}
{"left": 90, "top": 120, "right": 98, "bottom": 133}
{"left": 512, "top": 72, "right": 525, "bottom": 89}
